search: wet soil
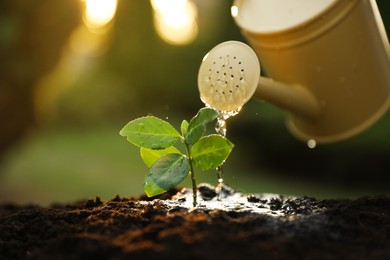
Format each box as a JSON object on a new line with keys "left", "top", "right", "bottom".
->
{"left": 1, "top": 184, "right": 389, "bottom": 259}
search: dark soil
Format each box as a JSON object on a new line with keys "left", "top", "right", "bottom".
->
{"left": 1, "top": 184, "right": 389, "bottom": 259}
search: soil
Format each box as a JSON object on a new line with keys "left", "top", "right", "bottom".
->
{"left": 1, "top": 184, "right": 389, "bottom": 259}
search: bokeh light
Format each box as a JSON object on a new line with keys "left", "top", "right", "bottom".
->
{"left": 151, "top": 0, "right": 198, "bottom": 45}
{"left": 83, "top": 0, "right": 118, "bottom": 32}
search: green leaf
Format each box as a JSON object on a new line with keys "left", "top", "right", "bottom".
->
{"left": 140, "top": 146, "right": 182, "bottom": 167}
{"left": 181, "top": 120, "right": 189, "bottom": 136}
{"left": 185, "top": 107, "right": 219, "bottom": 145}
{"left": 191, "top": 134, "right": 234, "bottom": 171}
{"left": 119, "top": 116, "right": 181, "bottom": 149}
{"left": 144, "top": 153, "right": 190, "bottom": 197}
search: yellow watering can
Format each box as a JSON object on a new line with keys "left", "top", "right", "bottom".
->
{"left": 199, "top": 0, "right": 390, "bottom": 144}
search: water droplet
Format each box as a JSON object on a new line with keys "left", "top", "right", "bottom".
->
{"left": 307, "top": 139, "right": 317, "bottom": 149}
{"left": 215, "top": 117, "right": 227, "bottom": 136}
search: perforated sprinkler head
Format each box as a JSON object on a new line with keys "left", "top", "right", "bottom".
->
{"left": 198, "top": 41, "right": 260, "bottom": 113}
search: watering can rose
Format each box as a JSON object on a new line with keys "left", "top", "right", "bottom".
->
{"left": 198, "top": 41, "right": 260, "bottom": 113}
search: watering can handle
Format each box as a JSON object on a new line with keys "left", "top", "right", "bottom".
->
{"left": 255, "top": 76, "right": 320, "bottom": 119}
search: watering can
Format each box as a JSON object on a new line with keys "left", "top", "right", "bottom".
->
{"left": 230, "top": 0, "right": 390, "bottom": 144}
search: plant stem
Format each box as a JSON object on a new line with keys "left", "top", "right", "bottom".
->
{"left": 185, "top": 143, "right": 197, "bottom": 207}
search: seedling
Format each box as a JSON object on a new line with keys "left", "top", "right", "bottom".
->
{"left": 119, "top": 107, "right": 234, "bottom": 207}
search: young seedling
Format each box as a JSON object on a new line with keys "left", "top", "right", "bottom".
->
{"left": 119, "top": 107, "right": 234, "bottom": 207}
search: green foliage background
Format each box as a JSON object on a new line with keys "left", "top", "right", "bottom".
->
{"left": 0, "top": 0, "right": 389, "bottom": 205}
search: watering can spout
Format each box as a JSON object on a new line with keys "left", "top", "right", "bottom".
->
{"left": 256, "top": 77, "right": 320, "bottom": 120}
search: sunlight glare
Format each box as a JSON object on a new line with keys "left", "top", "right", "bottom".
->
{"left": 83, "top": 0, "right": 118, "bottom": 31}
{"left": 151, "top": 0, "right": 198, "bottom": 45}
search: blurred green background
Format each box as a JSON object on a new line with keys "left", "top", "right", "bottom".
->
{"left": 1, "top": 0, "right": 389, "bottom": 205}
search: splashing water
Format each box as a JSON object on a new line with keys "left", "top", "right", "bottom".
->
{"left": 215, "top": 109, "right": 241, "bottom": 136}
{"left": 198, "top": 41, "right": 260, "bottom": 199}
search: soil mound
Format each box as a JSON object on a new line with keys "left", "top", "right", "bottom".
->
{"left": 1, "top": 184, "right": 389, "bottom": 259}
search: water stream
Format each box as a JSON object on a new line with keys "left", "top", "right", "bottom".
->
{"left": 213, "top": 109, "right": 240, "bottom": 200}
